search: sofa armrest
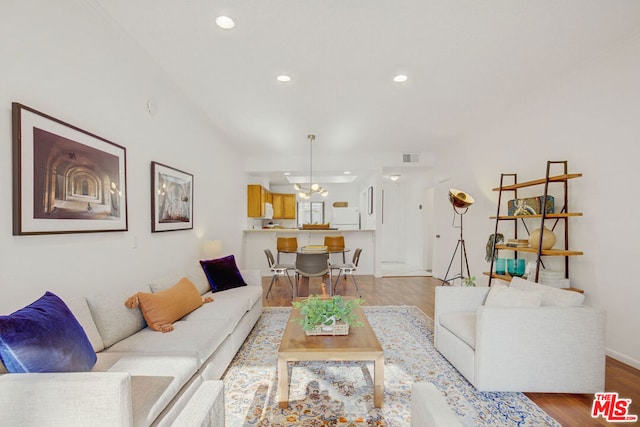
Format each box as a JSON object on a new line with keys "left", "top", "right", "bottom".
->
{"left": 474, "top": 305, "right": 606, "bottom": 392}
{"left": 411, "top": 382, "right": 462, "bottom": 427}
{"left": 240, "top": 269, "right": 261, "bottom": 287}
{"left": 434, "top": 287, "right": 491, "bottom": 349}
{"left": 0, "top": 372, "right": 133, "bottom": 426}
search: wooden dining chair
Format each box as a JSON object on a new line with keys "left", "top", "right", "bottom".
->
{"left": 323, "top": 235, "right": 345, "bottom": 251}
{"left": 324, "top": 235, "right": 346, "bottom": 263}
{"left": 276, "top": 237, "right": 298, "bottom": 263}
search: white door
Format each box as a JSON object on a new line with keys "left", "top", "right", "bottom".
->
{"left": 433, "top": 179, "right": 459, "bottom": 281}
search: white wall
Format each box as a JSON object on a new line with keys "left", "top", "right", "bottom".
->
{"left": 434, "top": 32, "right": 640, "bottom": 368}
{"left": 0, "top": 2, "right": 246, "bottom": 313}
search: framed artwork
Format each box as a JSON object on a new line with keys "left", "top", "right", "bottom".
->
{"left": 367, "top": 186, "right": 374, "bottom": 215}
{"left": 151, "top": 161, "right": 194, "bottom": 232}
{"left": 12, "top": 103, "right": 128, "bottom": 235}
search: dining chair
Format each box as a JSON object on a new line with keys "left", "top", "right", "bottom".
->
{"left": 323, "top": 235, "right": 346, "bottom": 263}
{"left": 331, "top": 247, "right": 362, "bottom": 297}
{"left": 276, "top": 237, "right": 298, "bottom": 263}
{"left": 264, "top": 249, "right": 295, "bottom": 299}
{"left": 295, "top": 252, "right": 331, "bottom": 296}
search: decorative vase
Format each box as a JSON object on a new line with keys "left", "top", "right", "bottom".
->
{"left": 507, "top": 259, "right": 526, "bottom": 277}
{"left": 528, "top": 226, "right": 556, "bottom": 250}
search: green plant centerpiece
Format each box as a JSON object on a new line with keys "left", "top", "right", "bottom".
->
{"left": 292, "top": 295, "right": 364, "bottom": 335}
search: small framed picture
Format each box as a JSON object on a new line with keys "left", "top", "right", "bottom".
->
{"left": 12, "top": 103, "right": 128, "bottom": 235}
{"left": 151, "top": 161, "right": 194, "bottom": 232}
{"left": 367, "top": 186, "right": 374, "bottom": 215}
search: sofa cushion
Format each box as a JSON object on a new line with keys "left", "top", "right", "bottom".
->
{"left": 202, "top": 285, "right": 262, "bottom": 313}
{"left": 200, "top": 255, "right": 247, "bottom": 293}
{"left": 0, "top": 291, "right": 96, "bottom": 373}
{"left": 105, "top": 354, "right": 199, "bottom": 426}
{"left": 87, "top": 287, "right": 150, "bottom": 349}
{"left": 186, "top": 263, "right": 214, "bottom": 295}
{"left": 104, "top": 319, "right": 233, "bottom": 365}
{"left": 509, "top": 277, "right": 585, "bottom": 307}
{"left": 438, "top": 311, "right": 477, "bottom": 349}
{"left": 59, "top": 294, "right": 105, "bottom": 353}
{"left": 131, "top": 278, "right": 204, "bottom": 332}
{"left": 149, "top": 264, "right": 212, "bottom": 296}
{"left": 485, "top": 283, "right": 542, "bottom": 307}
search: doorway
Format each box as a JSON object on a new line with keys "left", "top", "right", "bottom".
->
{"left": 380, "top": 179, "right": 431, "bottom": 277}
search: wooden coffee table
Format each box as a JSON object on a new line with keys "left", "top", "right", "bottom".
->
{"left": 277, "top": 300, "right": 384, "bottom": 408}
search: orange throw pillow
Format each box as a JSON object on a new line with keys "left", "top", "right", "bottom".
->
{"left": 126, "top": 277, "right": 204, "bottom": 332}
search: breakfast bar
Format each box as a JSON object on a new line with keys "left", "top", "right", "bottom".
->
{"left": 241, "top": 229, "right": 375, "bottom": 276}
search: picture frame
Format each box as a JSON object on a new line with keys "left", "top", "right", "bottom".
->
{"left": 12, "top": 103, "right": 128, "bottom": 235}
{"left": 367, "top": 186, "right": 374, "bottom": 215}
{"left": 151, "top": 161, "right": 194, "bottom": 232}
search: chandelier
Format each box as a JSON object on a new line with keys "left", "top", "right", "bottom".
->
{"left": 295, "top": 134, "right": 328, "bottom": 199}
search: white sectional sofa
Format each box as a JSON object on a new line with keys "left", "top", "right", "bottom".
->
{"left": 434, "top": 278, "right": 606, "bottom": 393}
{"left": 0, "top": 264, "right": 263, "bottom": 426}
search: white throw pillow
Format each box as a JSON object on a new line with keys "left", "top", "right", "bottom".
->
{"left": 509, "top": 277, "right": 585, "bottom": 307}
{"left": 484, "top": 283, "right": 542, "bottom": 307}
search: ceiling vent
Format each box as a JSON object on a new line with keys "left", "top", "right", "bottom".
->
{"left": 402, "top": 153, "right": 419, "bottom": 163}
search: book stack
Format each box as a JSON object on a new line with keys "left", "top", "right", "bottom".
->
{"left": 301, "top": 245, "right": 328, "bottom": 253}
{"left": 506, "top": 239, "right": 529, "bottom": 248}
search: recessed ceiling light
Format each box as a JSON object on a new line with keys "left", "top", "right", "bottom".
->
{"left": 344, "top": 171, "right": 351, "bottom": 175}
{"left": 390, "top": 174, "right": 401, "bottom": 181}
{"left": 276, "top": 75, "right": 291, "bottom": 82}
{"left": 283, "top": 172, "right": 291, "bottom": 176}
{"left": 393, "top": 74, "right": 408, "bottom": 83}
{"left": 215, "top": 16, "right": 235, "bottom": 30}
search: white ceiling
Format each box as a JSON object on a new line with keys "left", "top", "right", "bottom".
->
{"left": 91, "top": 0, "right": 640, "bottom": 169}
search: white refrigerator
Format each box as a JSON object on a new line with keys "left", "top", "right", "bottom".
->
{"left": 332, "top": 207, "right": 360, "bottom": 230}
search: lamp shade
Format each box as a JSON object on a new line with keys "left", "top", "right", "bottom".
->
{"left": 203, "top": 240, "right": 222, "bottom": 259}
{"left": 448, "top": 188, "right": 474, "bottom": 209}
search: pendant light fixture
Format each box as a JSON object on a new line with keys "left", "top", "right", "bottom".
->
{"left": 295, "top": 134, "right": 328, "bottom": 199}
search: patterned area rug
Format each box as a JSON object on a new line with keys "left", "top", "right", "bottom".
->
{"left": 223, "top": 306, "right": 560, "bottom": 426}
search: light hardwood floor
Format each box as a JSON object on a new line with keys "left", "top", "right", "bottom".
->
{"left": 261, "top": 274, "right": 640, "bottom": 426}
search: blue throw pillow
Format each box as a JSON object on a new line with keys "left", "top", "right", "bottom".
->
{"left": 0, "top": 291, "right": 97, "bottom": 373}
{"left": 200, "top": 255, "right": 247, "bottom": 293}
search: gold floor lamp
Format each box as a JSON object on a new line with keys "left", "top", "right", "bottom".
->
{"left": 441, "top": 188, "right": 474, "bottom": 286}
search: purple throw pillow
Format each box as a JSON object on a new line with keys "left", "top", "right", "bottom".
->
{"left": 0, "top": 291, "right": 97, "bottom": 373}
{"left": 200, "top": 255, "right": 247, "bottom": 293}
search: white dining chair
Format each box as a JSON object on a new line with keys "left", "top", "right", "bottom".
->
{"left": 331, "top": 248, "right": 362, "bottom": 297}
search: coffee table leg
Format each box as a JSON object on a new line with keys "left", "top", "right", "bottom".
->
{"left": 278, "top": 356, "right": 289, "bottom": 409}
{"left": 373, "top": 355, "right": 384, "bottom": 408}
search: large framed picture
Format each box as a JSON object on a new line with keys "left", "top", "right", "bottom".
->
{"left": 12, "top": 103, "right": 128, "bottom": 235}
{"left": 151, "top": 161, "right": 194, "bottom": 232}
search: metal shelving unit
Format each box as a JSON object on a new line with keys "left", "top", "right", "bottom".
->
{"left": 486, "top": 161, "right": 583, "bottom": 291}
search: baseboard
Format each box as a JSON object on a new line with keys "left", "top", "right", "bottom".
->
{"left": 606, "top": 348, "right": 640, "bottom": 371}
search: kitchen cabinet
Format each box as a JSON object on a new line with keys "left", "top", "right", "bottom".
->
{"left": 247, "top": 184, "right": 270, "bottom": 218}
{"left": 272, "top": 193, "right": 296, "bottom": 219}
{"left": 486, "top": 160, "right": 583, "bottom": 292}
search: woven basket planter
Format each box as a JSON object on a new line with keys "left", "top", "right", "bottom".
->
{"left": 304, "top": 320, "right": 349, "bottom": 336}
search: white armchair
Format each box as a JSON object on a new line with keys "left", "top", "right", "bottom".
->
{"left": 434, "top": 280, "right": 606, "bottom": 393}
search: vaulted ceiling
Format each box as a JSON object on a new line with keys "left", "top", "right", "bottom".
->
{"left": 92, "top": 0, "right": 640, "bottom": 165}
